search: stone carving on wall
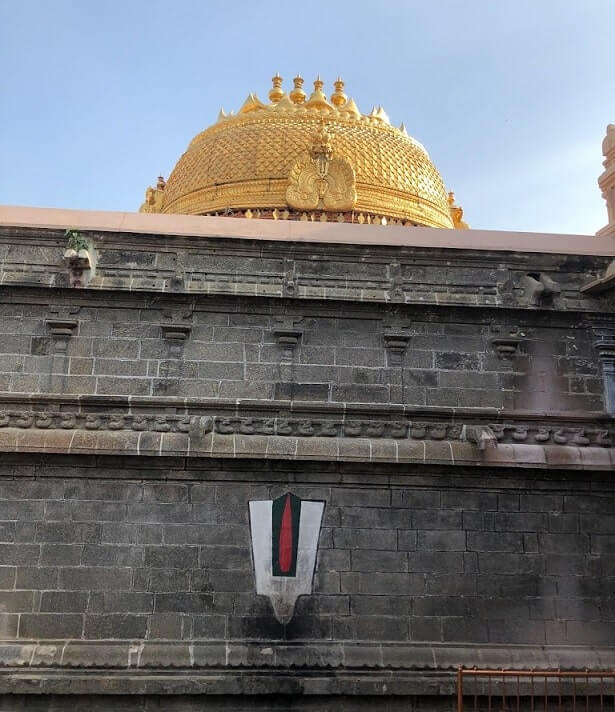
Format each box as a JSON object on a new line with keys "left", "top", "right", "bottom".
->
{"left": 63, "top": 230, "right": 95, "bottom": 288}
{"left": 0, "top": 405, "right": 611, "bottom": 448}
{"left": 249, "top": 492, "right": 325, "bottom": 624}
{"left": 521, "top": 273, "right": 561, "bottom": 306}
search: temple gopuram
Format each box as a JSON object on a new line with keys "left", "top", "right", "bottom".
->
{"left": 0, "top": 76, "right": 615, "bottom": 711}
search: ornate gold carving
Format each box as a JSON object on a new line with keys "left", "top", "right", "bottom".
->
{"left": 154, "top": 74, "right": 455, "bottom": 228}
{"left": 286, "top": 125, "right": 356, "bottom": 212}
{"left": 139, "top": 176, "right": 166, "bottom": 214}
{"left": 448, "top": 191, "right": 469, "bottom": 229}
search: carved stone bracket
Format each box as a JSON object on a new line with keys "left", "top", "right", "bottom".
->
{"left": 273, "top": 327, "right": 303, "bottom": 385}
{"left": 46, "top": 306, "right": 80, "bottom": 357}
{"left": 383, "top": 330, "right": 411, "bottom": 366}
{"left": 160, "top": 324, "right": 192, "bottom": 341}
{"left": 45, "top": 318, "right": 78, "bottom": 338}
{"left": 159, "top": 304, "right": 194, "bottom": 356}
{"left": 273, "top": 328, "right": 303, "bottom": 351}
{"left": 489, "top": 328, "right": 524, "bottom": 360}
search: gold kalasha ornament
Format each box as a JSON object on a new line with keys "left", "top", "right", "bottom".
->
{"left": 140, "top": 74, "right": 467, "bottom": 229}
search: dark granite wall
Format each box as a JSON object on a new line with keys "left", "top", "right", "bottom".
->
{"left": 0, "top": 229, "right": 612, "bottom": 706}
{"left": 0, "top": 458, "right": 613, "bottom": 647}
{"left": 0, "top": 294, "right": 602, "bottom": 412}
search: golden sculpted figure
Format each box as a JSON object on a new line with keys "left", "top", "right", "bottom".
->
{"left": 448, "top": 192, "right": 469, "bottom": 229}
{"left": 286, "top": 124, "right": 356, "bottom": 212}
{"left": 139, "top": 176, "right": 166, "bottom": 213}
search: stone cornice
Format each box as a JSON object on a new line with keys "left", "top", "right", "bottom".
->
{"left": 0, "top": 223, "right": 609, "bottom": 312}
{"left": 0, "top": 394, "right": 611, "bottom": 469}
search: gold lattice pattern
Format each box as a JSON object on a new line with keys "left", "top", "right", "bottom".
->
{"left": 140, "top": 75, "right": 464, "bottom": 229}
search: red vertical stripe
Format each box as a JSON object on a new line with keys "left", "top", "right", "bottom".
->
{"left": 278, "top": 493, "right": 293, "bottom": 573}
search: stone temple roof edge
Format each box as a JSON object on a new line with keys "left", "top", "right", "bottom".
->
{"left": 1, "top": 204, "right": 614, "bottom": 257}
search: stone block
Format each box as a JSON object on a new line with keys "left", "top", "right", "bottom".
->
{"left": 148, "top": 569, "right": 189, "bottom": 592}
{"left": 340, "top": 572, "right": 424, "bottom": 596}
{"left": 333, "top": 528, "right": 396, "bottom": 550}
{"left": 144, "top": 545, "right": 198, "bottom": 569}
{"left": 127, "top": 503, "right": 191, "bottom": 524}
{"left": 36, "top": 521, "right": 100, "bottom": 544}
{"left": 409, "top": 552, "right": 465, "bottom": 574}
{"left": 467, "top": 531, "right": 523, "bottom": 552}
{"left": 59, "top": 567, "right": 132, "bottom": 591}
{"left": 40, "top": 591, "right": 89, "bottom": 613}
{"left": 192, "top": 614, "right": 227, "bottom": 638}
{"left": 351, "top": 550, "right": 408, "bottom": 573}
{"left": 0, "top": 544, "right": 39, "bottom": 566}
{"left": 154, "top": 593, "right": 214, "bottom": 614}
{"left": 40, "top": 544, "right": 82, "bottom": 566}
{"left": 0, "top": 567, "right": 15, "bottom": 590}
{"left": 84, "top": 614, "right": 147, "bottom": 639}
{"left": 417, "top": 531, "right": 466, "bottom": 551}
{"left": 342, "top": 507, "right": 411, "bottom": 528}
{"left": 80, "top": 544, "right": 143, "bottom": 567}
{"left": 352, "top": 615, "right": 409, "bottom": 641}
{"left": 331, "top": 384, "right": 389, "bottom": 403}
{"left": 19, "top": 613, "right": 83, "bottom": 639}
{"left": 15, "top": 566, "right": 58, "bottom": 589}
{"left": 192, "top": 569, "right": 251, "bottom": 593}
{"left": 97, "top": 592, "right": 154, "bottom": 614}
{"left": 442, "top": 616, "right": 488, "bottom": 643}
{"left": 149, "top": 613, "right": 183, "bottom": 639}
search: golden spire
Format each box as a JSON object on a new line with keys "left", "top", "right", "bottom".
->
{"left": 330, "top": 77, "right": 347, "bottom": 108}
{"left": 289, "top": 75, "right": 306, "bottom": 105}
{"left": 269, "top": 73, "right": 284, "bottom": 103}
{"left": 305, "top": 75, "right": 333, "bottom": 110}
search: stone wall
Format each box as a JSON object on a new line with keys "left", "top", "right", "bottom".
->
{"left": 0, "top": 292, "right": 602, "bottom": 412}
{"left": 0, "top": 456, "right": 613, "bottom": 648}
{"left": 0, "top": 221, "right": 613, "bottom": 706}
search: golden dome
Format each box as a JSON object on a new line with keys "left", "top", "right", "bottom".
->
{"left": 140, "top": 76, "right": 464, "bottom": 229}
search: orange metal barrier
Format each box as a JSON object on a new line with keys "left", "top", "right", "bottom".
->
{"left": 458, "top": 669, "right": 615, "bottom": 712}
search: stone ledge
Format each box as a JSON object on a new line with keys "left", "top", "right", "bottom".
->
{"left": 0, "top": 427, "right": 612, "bottom": 468}
{"left": 0, "top": 640, "right": 612, "bottom": 673}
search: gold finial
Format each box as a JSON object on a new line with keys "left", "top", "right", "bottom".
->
{"left": 269, "top": 73, "right": 284, "bottom": 104}
{"left": 305, "top": 75, "right": 333, "bottom": 110}
{"left": 289, "top": 75, "right": 306, "bottom": 104}
{"left": 330, "top": 77, "right": 347, "bottom": 108}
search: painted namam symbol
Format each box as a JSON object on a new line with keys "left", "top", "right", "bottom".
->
{"left": 249, "top": 493, "right": 325, "bottom": 624}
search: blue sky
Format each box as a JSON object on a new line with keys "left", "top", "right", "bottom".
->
{"left": 1, "top": 0, "right": 613, "bottom": 234}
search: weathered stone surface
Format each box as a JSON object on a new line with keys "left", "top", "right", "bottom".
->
{"left": 0, "top": 218, "right": 613, "bottom": 708}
